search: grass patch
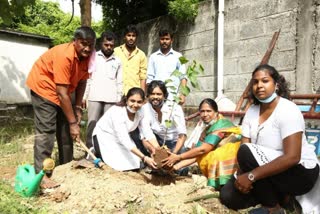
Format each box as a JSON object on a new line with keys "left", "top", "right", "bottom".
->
{"left": 0, "top": 180, "right": 48, "bottom": 214}
{"left": 0, "top": 116, "right": 34, "bottom": 167}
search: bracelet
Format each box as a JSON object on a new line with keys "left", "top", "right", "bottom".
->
{"left": 75, "top": 105, "right": 83, "bottom": 112}
{"left": 69, "top": 121, "right": 78, "bottom": 125}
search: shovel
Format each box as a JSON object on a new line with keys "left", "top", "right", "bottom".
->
{"left": 77, "top": 139, "right": 109, "bottom": 170}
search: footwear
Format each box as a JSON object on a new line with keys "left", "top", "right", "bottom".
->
{"left": 249, "top": 207, "right": 286, "bottom": 214}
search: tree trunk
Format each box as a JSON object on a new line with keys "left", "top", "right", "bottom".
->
{"left": 79, "top": 0, "right": 91, "bottom": 27}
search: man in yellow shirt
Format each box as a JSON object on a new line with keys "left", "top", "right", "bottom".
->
{"left": 114, "top": 25, "right": 147, "bottom": 94}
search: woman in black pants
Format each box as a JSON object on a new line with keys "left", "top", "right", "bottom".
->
{"left": 219, "top": 65, "right": 319, "bottom": 214}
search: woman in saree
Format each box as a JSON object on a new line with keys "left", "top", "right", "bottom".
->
{"left": 163, "top": 98, "right": 242, "bottom": 189}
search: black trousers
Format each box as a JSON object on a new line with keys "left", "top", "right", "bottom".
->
{"left": 31, "top": 91, "right": 73, "bottom": 173}
{"left": 220, "top": 144, "right": 319, "bottom": 210}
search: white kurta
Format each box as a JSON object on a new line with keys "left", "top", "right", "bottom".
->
{"left": 140, "top": 102, "right": 187, "bottom": 141}
{"left": 92, "top": 106, "right": 147, "bottom": 171}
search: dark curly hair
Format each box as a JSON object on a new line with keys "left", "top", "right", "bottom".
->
{"left": 249, "top": 64, "right": 290, "bottom": 105}
{"left": 146, "top": 80, "right": 169, "bottom": 99}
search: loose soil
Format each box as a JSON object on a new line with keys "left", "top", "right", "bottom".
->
{"left": 0, "top": 140, "right": 244, "bottom": 214}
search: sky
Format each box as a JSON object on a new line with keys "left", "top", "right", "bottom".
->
{"left": 43, "top": 0, "right": 103, "bottom": 22}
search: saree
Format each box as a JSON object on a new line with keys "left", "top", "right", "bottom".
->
{"left": 196, "top": 114, "right": 241, "bottom": 189}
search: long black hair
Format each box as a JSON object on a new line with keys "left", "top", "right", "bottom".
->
{"left": 117, "top": 87, "right": 145, "bottom": 107}
{"left": 249, "top": 64, "right": 290, "bottom": 105}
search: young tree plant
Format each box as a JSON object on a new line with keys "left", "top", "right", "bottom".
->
{"left": 163, "top": 56, "right": 204, "bottom": 145}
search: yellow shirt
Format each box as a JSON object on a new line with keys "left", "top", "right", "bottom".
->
{"left": 114, "top": 44, "right": 147, "bottom": 94}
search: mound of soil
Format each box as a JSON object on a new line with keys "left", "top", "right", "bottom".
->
{"left": 37, "top": 161, "right": 230, "bottom": 213}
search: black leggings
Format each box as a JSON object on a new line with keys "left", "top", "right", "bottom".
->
{"left": 220, "top": 144, "right": 319, "bottom": 210}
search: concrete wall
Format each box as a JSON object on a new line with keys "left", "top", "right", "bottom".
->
{"left": 136, "top": 0, "right": 319, "bottom": 108}
{"left": 0, "top": 31, "right": 51, "bottom": 104}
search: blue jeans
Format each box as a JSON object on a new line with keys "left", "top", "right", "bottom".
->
{"left": 154, "top": 134, "right": 187, "bottom": 153}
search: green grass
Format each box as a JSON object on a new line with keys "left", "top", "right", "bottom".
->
{"left": 0, "top": 116, "right": 34, "bottom": 167}
{"left": 0, "top": 180, "right": 48, "bottom": 214}
{"left": 0, "top": 111, "right": 49, "bottom": 214}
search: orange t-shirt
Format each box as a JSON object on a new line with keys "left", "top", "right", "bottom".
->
{"left": 26, "top": 42, "right": 89, "bottom": 106}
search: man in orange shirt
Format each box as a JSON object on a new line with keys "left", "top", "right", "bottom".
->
{"left": 26, "top": 26, "right": 96, "bottom": 188}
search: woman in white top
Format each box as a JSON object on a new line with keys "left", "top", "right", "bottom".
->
{"left": 92, "top": 87, "right": 157, "bottom": 171}
{"left": 220, "top": 64, "right": 319, "bottom": 214}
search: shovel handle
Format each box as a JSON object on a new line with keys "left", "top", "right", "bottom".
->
{"left": 77, "top": 140, "right": 107, "bottom": 169}
{"left": 78, "top": 140, "right": 98, "bottom": 160}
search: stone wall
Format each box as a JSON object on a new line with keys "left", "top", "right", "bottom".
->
{"left": 136, "top": 0, "right": 319, "bottom": 109}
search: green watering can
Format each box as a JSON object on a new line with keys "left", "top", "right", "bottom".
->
{"left": 14, "top": 158, "right": 55, "bottom": 197}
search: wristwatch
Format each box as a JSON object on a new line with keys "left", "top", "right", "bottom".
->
{"left": 248, "top": 172, "right": 255, "bottom": 182}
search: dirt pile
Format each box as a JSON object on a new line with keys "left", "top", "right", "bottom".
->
{"left": 38, "top": 161, "right": 230, "bottom": 214}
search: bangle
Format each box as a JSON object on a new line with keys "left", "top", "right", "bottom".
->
{"left": 69, "top": 121, "right": 78, "bottom": 125}
{"left": 75, "top": 105, "right": 83, "bottom": 112}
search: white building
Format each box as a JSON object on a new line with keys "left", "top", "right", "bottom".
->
{"left": 0, "top": 30, "right": 52, "bottom": 104}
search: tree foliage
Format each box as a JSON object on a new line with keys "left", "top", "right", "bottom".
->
{"left": 0, "top": 0, "right": 35, "bottom": 25}
{"left": 3, "top": 0, "right": 103, "bottom": 45}
{"left": 168, "top": 0, "right": 199, "bottom": 22}
{"left": 96, "top": 0, "right": 167, "bottom": 32}
{"left": 96, "top": 0, "right": 202, "bottom": 32}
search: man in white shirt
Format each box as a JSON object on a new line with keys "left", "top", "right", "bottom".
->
{"left": 147, "top": 29, "right": 187, "bottom": 105}
{"left": 141, "top": 80, "right": 187, "bottom": 155}
{"left": 83, "top": 31, "right": 122, "bottom": 148}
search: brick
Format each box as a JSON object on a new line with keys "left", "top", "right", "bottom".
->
{"left": 249, "top": 0, "right": 278, "bottom": 18}
{"left": 198, "top": 76, "right": 215, "bottom": 91}
{"left": 277, "top": 0, "right": 299, "bottom": 13}
{"left": 225, "top": 22, "right": 240, "bottom": 42}
{"left": 224, "top": 73, "right": 252, "bottom": 91}
{"left": 187, "top": 92, "right": 216, "bottom": 106}
{"left": 192, "top": 30, "right": 215, "bottom": 48}
{"left": 225, "top": 41, "right": 241, "bottom": 58}
{"left": 240, "top": 20, "right": 265, "bottom": 40}
{"left": 238, "top": 55, "right": 262, "bottom": 74}
{"left": 178, "top": 35, "right": 194, "bottom": 50}
{"left": 184, "top": 46, "right": 215, "bottom": 62}
{"left": 238, "top": 37, "right": 270, "bottom": 57}
{"left": 275, "top": 31, "right": 296, "bottom": 52}
{"left": 268, "top": 50, "right": 296, "bottom": 70}
{"left": 224, "top": 58, "right": 239, "bottom": 75}
{"left": 265, "top": 12, "right": 297, "bottom": 34}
